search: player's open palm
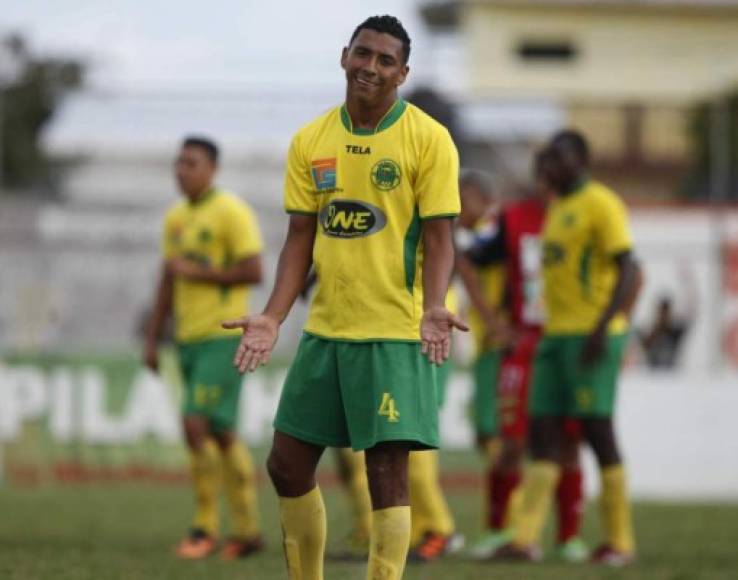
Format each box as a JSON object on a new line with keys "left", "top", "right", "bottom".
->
{"left": 222, "top": 314, "right": 279, "bottom": 373}
{"left": 420, "top": 306, "right": 469, "bottom": 366}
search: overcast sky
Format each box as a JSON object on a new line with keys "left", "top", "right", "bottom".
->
{"left": 2, "top": 0, "right": 448, "bottom": 91}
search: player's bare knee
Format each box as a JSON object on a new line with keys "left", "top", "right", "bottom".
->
{"left": 183, "top": 416, "right": 208, "bottom": 451}
{"left": 497, "top": 437, "right": 525, "bottom": 471}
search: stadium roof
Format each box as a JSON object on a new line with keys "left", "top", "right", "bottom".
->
{"left": 422, "top": 0, "right": 738, "bottom": 28}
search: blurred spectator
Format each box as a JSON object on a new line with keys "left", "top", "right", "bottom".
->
{"left": 638, "top": 269, "right": 697, "bottom": 370}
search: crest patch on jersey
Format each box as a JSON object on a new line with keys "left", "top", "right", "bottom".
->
{"left": 371, "top": 159, "right": 401, "bottom": 191}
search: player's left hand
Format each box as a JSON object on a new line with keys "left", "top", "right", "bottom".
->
{"left": 581, "top": 327, "right": 606, "bottom": 366}
{"left": 420, "top": 306, "right": 469, "bottom": 366}
{"left": 167, "top": 257, "right": 208, "bottom": 280}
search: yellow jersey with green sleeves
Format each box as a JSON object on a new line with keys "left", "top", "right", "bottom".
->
{"left": 284, "top": 100, "right": 460, "bottom": 341}
{"left": 162, "top": 188, "right": 263, "bottom": 343}
{"left": 541, "top": 180, "right": 632, "bottom": 335}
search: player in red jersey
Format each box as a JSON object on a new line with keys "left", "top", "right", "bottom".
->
{"left": 461, "top": 150, "right": 587, "bottom": 562}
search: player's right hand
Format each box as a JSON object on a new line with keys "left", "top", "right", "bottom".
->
{"left": 222, "top": 314, "right": 280, "bottom": 373}
{"left": 143, "top": 342, "right": 159, "bottom": 372}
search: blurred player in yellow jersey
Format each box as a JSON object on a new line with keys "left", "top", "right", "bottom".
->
{"left": 494, "top": 131, "right": 639, "bottom": 565}
{"left": 143, "top": 136, "right": 264, "bottom": 560}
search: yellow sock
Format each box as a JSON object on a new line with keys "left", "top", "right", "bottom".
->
{"left": 189, "top": 438, "right": 221, "bottom": 536}
{"left": 367, "top": 506, "right": 411, "bottom": 580}
{"left": 504, "top": 484, "right": 525, "bottom": 529}
{"left": 409, "top": 450, "right": 454, "bottom": 545}
{"left": 484, "top": 436, "right": 502, "bottom": 463}
{"left": 601, "top": 464, "right": 635, "bottom": 553}
{"left": 340, "top": 449, "right": 372, "bottom": 546}
{"left": 513, "top": 461, "right": 561, "bottom": 547}
{"left": 222, "top": 441, "right": 261, "bottom": 538}
{"left": 279, "top": 487, "right": 326, "bottom": 580}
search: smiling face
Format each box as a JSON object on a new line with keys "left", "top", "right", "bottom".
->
{"left": 341, "top": 28, "right": 409, "bottom": 108}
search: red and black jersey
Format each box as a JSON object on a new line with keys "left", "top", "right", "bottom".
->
{"left": 466, "top": 196, "right": 546, "bottom": 330}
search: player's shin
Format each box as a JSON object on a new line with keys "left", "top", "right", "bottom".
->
{"left": 189, "top": 438, "right": 222, "bottom": 536}
{"left": 222, "top": 441, "right": 261, "bottom": 538}
{"left": 512, "top": 461, "right": 561, "bottom": 547}
{"left": 409, "top": 450, "right": 454, "bottom": 545}
{"left": 601, "top": 464, "right": 635, "bottom": 554}
{"left": 279, "top": 486, "right": 327, "bottom": 580}
{"left": 368, "top": 506, "right": 411, "bottom": 580}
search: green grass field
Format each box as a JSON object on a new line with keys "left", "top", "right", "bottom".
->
{"left": 2, "top": 472, "right": 737, "bottom": 580}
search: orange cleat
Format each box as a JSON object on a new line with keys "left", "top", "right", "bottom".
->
{"left": 175, "top": 529, "right": 218, "bottom": 560}
{"left": 220, "top": 536, "right": 266, "bottom": 560}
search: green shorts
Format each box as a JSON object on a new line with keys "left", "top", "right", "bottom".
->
{"left": 530, "top": 334, "right": 627, "bottom": 418}
{"left": 177, "top": 336, "right": 244, "bottom": 433}
{"left": 472, "top": 349, "right": 502, "bottom": 436}
{"left": 274, "top": 333, "right": 440, "bottom": 451}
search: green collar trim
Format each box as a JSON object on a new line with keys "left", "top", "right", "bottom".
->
{"left": 340, "top": 99, "right": 407, "bottom": 135}
{"left": 189, "top": 186, "right": 217, "bottom": 206}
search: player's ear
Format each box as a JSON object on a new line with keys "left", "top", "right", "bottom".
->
{"left": 395, "top": 64, "right": 409, "bottom": 88}
{"left": 340, "top": 46, "right": 349, "bottom": 70}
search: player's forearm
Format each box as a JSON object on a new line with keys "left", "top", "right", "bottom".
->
{"left": 422, "top": 218, "right": 455, "bottom": 310}
{"left": 595, "top": 252, "right": 637, "bottom": 333}
{"left": 195, "top": 256, "right": 263, "bottom": 286}
{"left": 145, "top": 267, "right": 173, "bottom": 344}
{"left": 262, "top": 216, "right": 316, "bottom": 323}
{"left": 457, "top": 252, "right": 497, "bottom": 319}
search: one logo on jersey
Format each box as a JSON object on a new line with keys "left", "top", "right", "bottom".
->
{"left": 319, "top": 199, "right": 386, "bottom": 238}
{"left": 346, "top": 144, "right": 371, "bottom": 155}
{"left": 311, "top": 158, "right": 337, "bottom": 191}
{"left": 371, "top": 159, "right": 401, "bottom": 191}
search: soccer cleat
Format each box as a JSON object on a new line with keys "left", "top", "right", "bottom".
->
{"left": 591, "top": 544, "right": 635, "bottom": 567}
{"left": 408, "top": 532, "right": 464, "bottom": 563}
{"left": 489, "top": 542, "right": 542, "bottom": 563}
{"left": 175, "top": 528, "right": 218, "bottom": 560}
{"left": 554, "top": 536, "right": 589, "bottom": 563}
{"left": 219, "top": 535, "right": 266, "bottom": 560}
{"left": 468, "top": 530, "right": 513, "bottom": 560}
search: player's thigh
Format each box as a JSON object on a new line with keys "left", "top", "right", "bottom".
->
{"left": 337, "top": 341, "right": 439, "bottom": 451}
{"left": 472, "top": 349, "right": 502, "bottom": 438}
{"left": 564, "top": 334, "right": 627, "bottom": 417}
{"left": 179, "top": 337, "right": 242, "bottom": 428}
{"left": 273, "top": 333, "right": 350, "bottom": 448}
{"left": 528, "top": 335, "right": 568, "bottom": 417}
{"left": 498, "top": 333, "right": 539, "bottom": 440}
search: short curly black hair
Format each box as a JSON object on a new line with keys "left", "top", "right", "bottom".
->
{"left": 349, "top": 15, "right": 411, "bottom": 64}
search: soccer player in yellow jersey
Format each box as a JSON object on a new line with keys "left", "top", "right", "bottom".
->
{"left": 494, "top": 131, "right": 638, "bottom": 565}
{"left": 143, "top": 136, "right": 265, "bottom": 560}
{"left": 223, "top": 15, "right": 466, "bottom": 580}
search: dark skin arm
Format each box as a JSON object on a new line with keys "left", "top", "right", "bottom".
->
{"left": 420, "top": 218, "right": 469, "bottom": 365}
{"left": 581, "top": 250, "right": 637, "bottom": 366}
{"left": 223, "top": 215, "right": 316, "bottom": 372}
{"left": 167, "top": 255, "right": 263, "bottom": 286}
{"left": 142, "top": 263, "right": 173, "bottom": 372}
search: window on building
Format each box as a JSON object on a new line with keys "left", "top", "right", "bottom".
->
{"left": 517, "top": 40, "right": 578, "bottom": 63}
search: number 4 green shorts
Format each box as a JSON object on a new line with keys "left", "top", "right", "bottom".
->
{"left": 177, "top": 336, "right": 244, "bottom": 433}
{"left": 530, "top": 333, "right": 627, "bottom": 417}
{"left": 274, "top": 333, "right": 441, "bottom": 451}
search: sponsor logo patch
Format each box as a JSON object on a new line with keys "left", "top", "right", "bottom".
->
{"left": 319, "top": 199, "right": 387, "bottom": 238}
{"left": 311, "top": 158, "right": 337, "bottom": 191}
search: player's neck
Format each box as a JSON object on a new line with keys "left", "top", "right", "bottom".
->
{"left": 344, "top": 93, "right": 398, "bottom": 132}
{"left": 186, "top": 185, "right": 215, "bottom": 204}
